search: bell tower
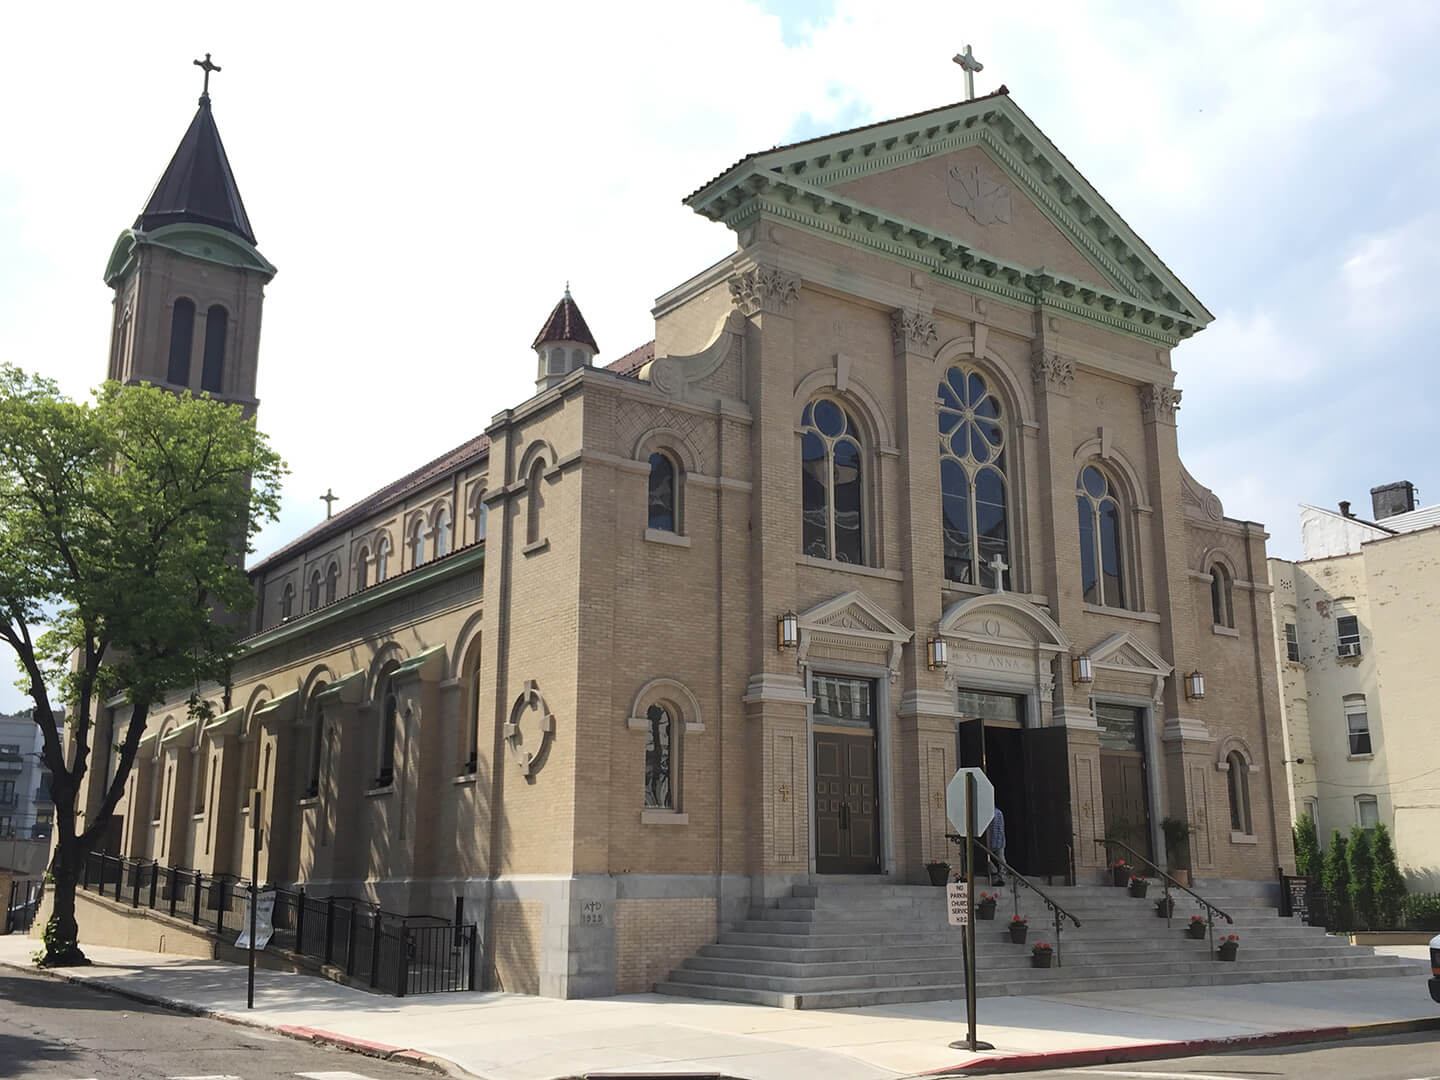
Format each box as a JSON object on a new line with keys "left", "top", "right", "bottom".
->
{"left": 103, "top": 56, "right": 276, "bottom": 417}
{"left": 532, "top": 286, "right": 599, "bottom": 391}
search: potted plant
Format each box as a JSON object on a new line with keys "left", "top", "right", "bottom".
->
{"left": 1186, "top": 915, "right": 1207, "bottom": 939}
{"left": 976, "top": 892, "right": 998, "bottom": 920}
{"left": 1128, "top": 873, "right": 1149, "bottom": 898}
{"left": 1110, "top": 859, "right": 1131, "bottom": 887}
{"left": 1155, "top": 895, "right": 1175, "bottom": 918}
{"left": 1008, "top": 914, "right": 1028, "bottom": 944}
{"left": 926, "top": 860, "right": 950, "bottom": 886}
{"left": 1162, "top": 817, "right": 1192, "bottom": 887}
{"left": 1030, "top": 941, "right": 1053, "bottom": 968}
{"left": 1217, "top": 933, "right": 1240, "bottom": 960}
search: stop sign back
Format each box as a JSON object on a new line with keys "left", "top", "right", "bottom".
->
{"left": 945, "top": 767, "right": 996, "bottom": 836}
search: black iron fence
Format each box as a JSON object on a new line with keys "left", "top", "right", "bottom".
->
{"left": 5, "top": 878, "right": 43, "bottom": 934}
{"left": 80, "top": 852, "right": 476, "bottom": 996}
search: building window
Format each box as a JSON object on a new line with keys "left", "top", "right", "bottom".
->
{"left": 470, "top": 491, "right": 488, "bottom": 544}
{"left": 647, "top": 452, "right": 679, "bottom": 533}
{"left": 166, "top": 298, "right": 195, "bottom": 386}
{"left": 1284, "top": 622, "right": 1300, "bottom": 662}
{"left": 200, "top": 304, "right": 227, "bottom": 393}
{"left": 1210, "top": 563, "right": 1234, "bottom": 627}
{"left": 324, "top": 561, "right": 339, "bottom": 604}
{"left": 939, "top": 365, "right": 1010, "bottom": 588}
{"left": 1226, "top": 750, "right": 1252, "bottom": 834}
{"left": 526, "top": 459, "right": 545, "bottom": 545}
{"left": 375, "top": 535, "right": 391, "bottom": 582}
{"left": 464, "top": 646, "right": 481, "bottom": 774}
{"left": 0, "top": 779, "right": 15, "bottom": 807}
{"left": 1344, "top": 693, "right": 1371, "bottom": 755}
{"left": 356, "top": 546, "right": 370, "bottom": 589}
{"left": 376, "top": 679, "right": 398, "bottom": 787}
{"left": 1077, "top": 465, "right": 1127, "bottom": 608}
{"left": 280, "top": 582, "right": 294, "bottom": 620}
{"left": 410, "top": 517, "right": 426, "bottom": 569}
{"left": 307, "top": 569, "right": 322, "bottom": 610}
{"left": 1355, "top": 794, "right": 1379, "bottom": 831}
{"left": 305, "top": 689, "right": 326, "bottom": 798}
{"left": 644, "top": 704, "right": 674, "bottom": 810}
{"left": 800, "top": 397, "right": 865, "bottom": 565}
{"left": 1336, "top": 614, "right": 1362, "bottom": 658}
{"left": 1304, "top": 796, "right": 1318, "bottom": 823}
{"left": 433, "top": 506, "right": 450, "bottom": 559}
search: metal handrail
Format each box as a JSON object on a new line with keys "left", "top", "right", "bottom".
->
{"left": 1095, "top": 837, "right": 1234, "bottom": 959}
{"left": 948, "top": 833, "right": 1081, "bottom": 968}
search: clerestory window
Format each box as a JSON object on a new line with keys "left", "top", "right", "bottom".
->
{"left": 939, "top": 365, "right": 1010, "bottom": 588}
{"left": 800, "top": 398, "right": 865, "bottom": 565}
{"left": 647, "top": 452, "right": 680, "bottom": 533}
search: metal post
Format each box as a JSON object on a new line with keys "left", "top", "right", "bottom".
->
{"left": 248, "top": 789, "right": 261, "bottom": 1010}
{"left": 169, "top": 868, "right": 178, "bottom": 918}
{"left": 964, "top": 775, "right": 978, "bottom": 1051}
{"left": 346, "top": 902, "right": 358, "bottom": 976}
{"left": 369, "top": 912, "right": 382, "bottom": 988}
{"left": 1164, "top": 881, "right": 1173, "bottom": 928}
{"left": 1054, "top": 908, "right": 1063, "bottom": 968}
{"left": 468, "top": 926, "right": 478, "bottom": 991}
{"left": 324, "top": 897, "right": 336, "bottom": 964}
{"left": 192, "top": 870, "right": 202, "bottom": 924}
{"left": 217, "top": 878, "right": 227, "bottom": 934}
{"left": 396, "top": 926, "right": 409, "bottom": 997}
{"left": 148, "top": 862, "right": 158, "bottom": 909}
{"left": 1207, "top": 909, "right": 1215, "bottom": 960}
{"left": 295, "top": 887, "right": 306, "bottom": 955}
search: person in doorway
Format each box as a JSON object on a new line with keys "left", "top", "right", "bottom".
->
{"left": 987, "top": 807, "right": 1006, "bottom": 885}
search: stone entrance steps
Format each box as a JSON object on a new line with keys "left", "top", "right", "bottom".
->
{"left": 653, "top": 880, "right": 1415, "bottom": 1009}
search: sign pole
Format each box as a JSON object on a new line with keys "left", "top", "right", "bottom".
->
{"left": 965, "top": 774, "right": 978, "bottom": 1050}
{"left": 945, "top": 766, "right": 995, "bottom": 1054}
{"left": 247, "top": 789, "right": 260, "bottom": 1010}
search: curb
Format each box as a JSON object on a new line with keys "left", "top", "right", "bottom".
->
{"left": 1, "top": 957, "right": 470, "bottom": 1077}
{"left": 932, "top": 1016, "right": 1440, "bottom": 1075}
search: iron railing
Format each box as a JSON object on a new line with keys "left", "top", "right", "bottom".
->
{"left": 5, "top": 878, "right": 43, "bottom": 934}
{"left": 951, "top": 834, "right": 1083, "bottom": 968}
{"left": 79, "top": 852, "right": 476, "bottom": 996}
{"left": 1096, "top": 837, "right": 1233, "bottom": 958}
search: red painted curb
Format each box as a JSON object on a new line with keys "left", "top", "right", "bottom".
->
{"left": 930, "top": 1018, "right": 1440, "bottom": 1075}
{"left": 279, "top": 1024, "right": 407, "bottom": 1055}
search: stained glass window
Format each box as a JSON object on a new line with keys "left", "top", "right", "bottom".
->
{"left": 648, "top": 452, "right": 676, "bottom": 532}
{"left": 1077, "top": 465, "right": 1126, "bottom": 608}
{"left": 938, "top": 366, "right": 1009, "bottom": 587}
{"left": 644, "top": 704, "right": 674, "bottom": 809}
{"left": 800, "top": 398, "right": 865, "bottom": 564}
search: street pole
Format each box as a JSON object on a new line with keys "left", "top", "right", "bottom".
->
{"left": 247, "top": 789, "right": 260, "bottom": 1010}
{"left": 952, "top": 772, "right": 993, "bottom": 1053}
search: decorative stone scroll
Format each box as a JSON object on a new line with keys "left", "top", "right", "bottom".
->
{"left": 889, "top": 308, "right": 938, "bottom": 356}
{"left": 1031, "top": 347, "right": 1075, "bottom": 391}
{"left": 729, "top": 266, "right": 801, "bottom": 317}
{"left": 503, "top": 680, "right": 555, "bottom": 778}
{"left": 1139, "top": 383, "right": 1183, "bottom": 423}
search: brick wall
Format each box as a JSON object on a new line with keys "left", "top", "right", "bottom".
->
{"left": 614, "top": 897, "right": 716, "bottom": 994}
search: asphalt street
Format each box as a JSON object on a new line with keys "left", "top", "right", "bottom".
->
{"left": 1009, "top": 1031, "right": 1440, "bottom": 1080}
{"left": 0, "top": 968, "right": 433, "bottom": 1080}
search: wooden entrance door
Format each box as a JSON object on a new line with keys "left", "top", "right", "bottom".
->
{"left": 1094, "top": 703, "right": 1153, "bottom": 861}
{"left": 813, "top": 731, "right": 880, "bottom": 874}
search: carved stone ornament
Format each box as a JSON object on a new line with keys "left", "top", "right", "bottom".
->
{"left": 729, "top": 266, "right": 801, "bottom": 316}
{"left": 503, "top": 680, "right": 555, "bottom": 777}
{"left": 1139, "top": 383, "right": 1183, "bottom": 422}
{"left": 948, "top": 164, "right": 1013, "bottom": 226}
{"left": 1031, "top": 348, "right": 1075, "bottom": 391}
{"left": 889, "top": 309, "right": 938, "bottom": 355}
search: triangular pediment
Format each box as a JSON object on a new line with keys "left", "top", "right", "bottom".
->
{"left": 687, "top": 91, "right": 1211, "bottom": 341}
{"left": 1087, "top": 631, "right": 1174, "bottom": 677}
{"left": 938, "top": 593, "right": 1070, "bottom": 653}
{"left": 799, "top": 590, "right": 912, "bottom": 643}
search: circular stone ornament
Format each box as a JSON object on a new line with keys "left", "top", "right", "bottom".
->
{"left": 504, "top": 680, "right": 555, "bottom": 776}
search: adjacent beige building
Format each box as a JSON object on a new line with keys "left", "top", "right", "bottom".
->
{"left": 1269, "top": 486, "right": 1440, "bottom": 892}
{"left": 81, "top": 83, "right": 1295, "bottom": 997}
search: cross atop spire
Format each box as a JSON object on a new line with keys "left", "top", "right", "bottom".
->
{"left": 953, "top": 44, "right": 983, "bottom": 101}
{"left": 193, "top": 53, "right": 222, "bottom": 104}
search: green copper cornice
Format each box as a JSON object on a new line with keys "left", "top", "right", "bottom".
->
{"left": 104, "top": 222, "right": 277, "bottom": 287}
{"left": 715, "top": 174, "right": 1197, "bottom": 346}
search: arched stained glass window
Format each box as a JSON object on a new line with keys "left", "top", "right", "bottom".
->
{"left": 307, "top": 570, "right": 322, "bottom": 610}
{"left": 167, "top": 299, "right": 195, "bottom": 386}
{"left": 410, "top": 518, "right": 426, "bottom": 569}
{"left": 356, "top": 546, "right": 370, "bottom": 589}
{"left": 644, "top": 704, "right": 674, "bottom": 810}
{"left": 938, "top": 366, "right": 1010, "bottom": 588}
{"left": 324, "top": 562, "right": 339, "bottom": 604}
{"left": 378, "top": 680, "right": 397, "bottom": 787}
{"left": 648, "top": 452, "right": 677, "bottom": 532}
{"left": 433, "top": 507, "right": 450, "bottom": 559}
{"left": 1077, "top": 465, "right": 1126, "bottom": 608}
{"left": 1210, "top": 563, "right": 1233, "bottom": 627}
{"left": 280, "top": 582, "right": 294, "bottom": 620}
{"left": 375, "top": 535, "right": 391, "bottom": 582}
{"left": 1226, "top": 750, "right": 1252, "bottom": 833}
{"left": 800, "top": 398, "right": 865, "bottom": 565}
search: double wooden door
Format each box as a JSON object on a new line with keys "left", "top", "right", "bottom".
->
{"left": 813, "top": 730, "right": 880, "bottom": 874}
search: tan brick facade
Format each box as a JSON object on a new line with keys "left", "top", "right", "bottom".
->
{"left": 86, "top": 88, "right": 1293, "bottom": 1000}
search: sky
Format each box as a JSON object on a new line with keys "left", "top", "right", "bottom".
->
{"left": 2, "top": 0, "right": 1438, "bottom": 712}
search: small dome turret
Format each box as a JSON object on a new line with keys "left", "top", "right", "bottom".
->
{"left": 533, "top": 286, "right": 599, "bottom": 390}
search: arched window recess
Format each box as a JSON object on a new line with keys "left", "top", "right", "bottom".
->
{"left": 938, "top": 363, "right": 1011, "bottom": 589}
{"left": 800, "top": 397, "right": 867, "bottom": 566}
{"left": 1076, "top": 464, "right": 1130, "bottom": 609}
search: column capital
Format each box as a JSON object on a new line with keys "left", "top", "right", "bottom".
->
{"left": 729, "top": 265, "right": 801, "bottom": 317}
{"left": 1139, "top": 382, "right": 1182, "bottom": 424}
{"left": 889, "top": 307, "right": 938, "bottom": 358}
{"left": 1031, "top": 343, "right": 1075, "bottom": 394}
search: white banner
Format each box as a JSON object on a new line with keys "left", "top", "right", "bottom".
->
{"left": 235, "top": 888, "right": 275, "bottom": 950}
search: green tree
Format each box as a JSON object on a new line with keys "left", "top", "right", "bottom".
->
{"left": 1321, "top": 830, "right": 1350, "bottom": 930}
{"left": 1293, "top": 815, "right": 1320, "bottom": 878}
{"left": 0, "top": 366, "right": 284, "bottom": 965}
{"left": 1346, "top": 826, "right": 1376, "bottom": 930}
{"left": 1370, "top": 823, "right": 1405, "bottom": 929}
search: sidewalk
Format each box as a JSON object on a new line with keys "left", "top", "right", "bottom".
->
{"left": 0, "top": 935, "right": 1431, "bottom": 1079}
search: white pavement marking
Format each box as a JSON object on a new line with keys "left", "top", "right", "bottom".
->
{"left": 1062, "top": 1071, "right": 1258, "bottom": 1080}
{"left": 294, "top": 1073, "right": 384, "bottom": 1079}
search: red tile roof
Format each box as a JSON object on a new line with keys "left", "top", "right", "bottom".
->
{"left": 605, "top": 340, "right": 654, "bottom": 377}
{"left": 532, "top": 290, "right": 599, "bottom": 351}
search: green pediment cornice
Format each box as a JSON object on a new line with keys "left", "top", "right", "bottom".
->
{"left": 686, "top": 94, "right": 1211, "bottom": 339}
{"left": 104, "top": 223, "right": 277, "bottom": 287}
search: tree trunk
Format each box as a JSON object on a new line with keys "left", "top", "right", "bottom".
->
{"left": 41, "top": 837, "right": 90, "bottom": 966}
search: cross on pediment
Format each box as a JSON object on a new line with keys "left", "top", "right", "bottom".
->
{"left": 320, "top": 488, "right": 339, "bottom": 519}
{"left": 953, "top": 44, "right": 983, "bottom": 101}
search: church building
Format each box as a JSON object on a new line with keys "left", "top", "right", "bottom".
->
{"left": 86, "top": 68, "right": 1293, "bottom": 999}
